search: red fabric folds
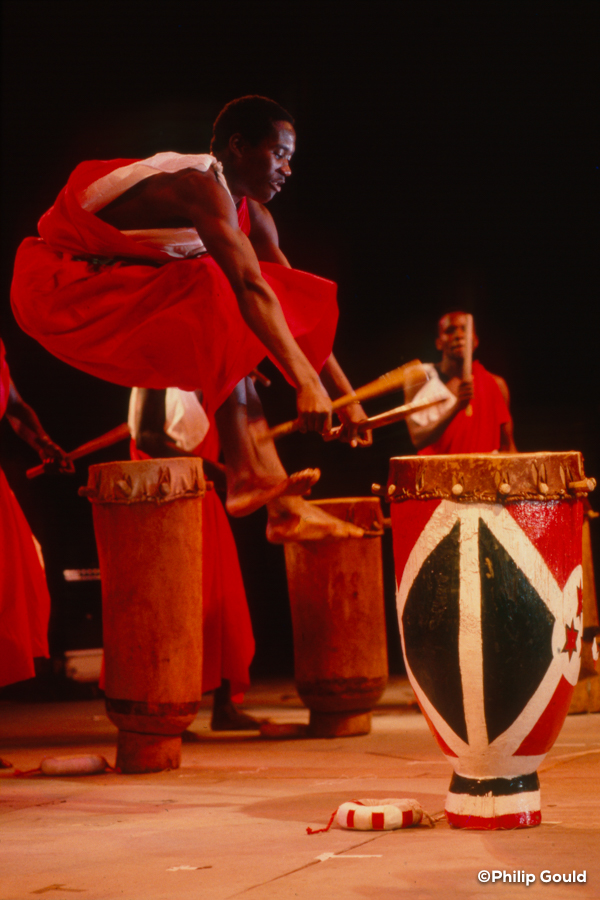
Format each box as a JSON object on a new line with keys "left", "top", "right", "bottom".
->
{"left": 10, "top": 159, "right": 339, "bottom": 417}
{"left": 419, "top": 361, "right": 511, "bottom": 455}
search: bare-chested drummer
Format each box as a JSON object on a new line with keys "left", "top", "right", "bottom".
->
{"left": 11, "top": 96, "right": 370, "bottom": 540}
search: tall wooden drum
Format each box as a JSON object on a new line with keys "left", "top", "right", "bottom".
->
{"left": 386, "top": 452, "right": 595, "bottom": 829}
{"left": 284, "top": 498, "right": 388, "bottom": 737}
{"left": 82, "top": 458, "right": 205, "bottom": 773}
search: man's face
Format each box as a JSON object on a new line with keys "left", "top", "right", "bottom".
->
{"left": 435, "top": 312, "right": 478, "bottom": 360}
{"left": 235, "top": 120, "right": 296, "bottom": 203}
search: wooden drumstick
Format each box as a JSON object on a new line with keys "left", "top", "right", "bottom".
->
{"left": 26, "top": 422, "right": 131, "bottom": 479}
{"left": 463, "top": 313, "right": 474, "bottom": 416}
{"left": 463, "top": 314, "right": 473, "bottom": 380}
{"left": 266, "top": 360, "right": 427, "bottom": 440}
{"left": 323, "top": 397, "right": 446, "bottom": 440}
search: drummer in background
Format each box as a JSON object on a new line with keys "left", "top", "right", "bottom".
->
{"left": 0, "top": 337, "right": 71, "bottom": 690}
{"left": 404, "top": 311, "right": 517, "bottom": 454}
{"left": 128, "top": 384, "right": 263, "bottom": 732}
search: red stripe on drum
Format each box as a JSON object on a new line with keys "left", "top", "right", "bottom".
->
{"left": 515, "top": 675, "right": 576, "bottom": 756}
{"left": 391, "top": 499, "right": 442, "bottom": 584}
{"left": 371, "top": 812, "right": 385, "bottom": 829}
{"left": 347, "top": 809, "right": 355, "bottom": 827}
{"left": 507, "top": 501, "right": 583, "bottom": 592}
{"left": 446, "top": 809, "right": 542, "bottom": 830}
{"left": 402, "top": 810, "right": 413, "bottom": 827}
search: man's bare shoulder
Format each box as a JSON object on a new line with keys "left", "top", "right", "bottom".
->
{"left": 247, "top": 198, "right": 290, "bottom": 265}
{"left": 98, "top": 165, "right": 231, "bottom": 229}
{"left": 247, "top": 198, "right": 278, "bottom": 237}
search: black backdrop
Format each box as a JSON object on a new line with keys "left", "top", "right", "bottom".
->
{"left": 2, "top": 1, "right": 598, "bottom": 678}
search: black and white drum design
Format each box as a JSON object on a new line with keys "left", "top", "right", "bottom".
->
{"left": 386, "top": 452, "right": 595, "bottom": 829}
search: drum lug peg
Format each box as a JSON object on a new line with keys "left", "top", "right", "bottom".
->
{"left": 115, "top": 478, "right": 132, "bottom": 498}
{"left": 387, "top": 484, "right": 396, "bottom": 497}
{"left": 530, "top": 462, "right": 539, "bottom": 486}
{"left": 568, "top": 478, "right": 596, "bottom": 494}
{"left": 451, "top": 482, "right": 464, "bottom": 497}
{"left": 371, "top": 483, "right": 385, "bottom": 497}
{"left": 538, "top": 482, "right": 550, "bottom": 496}
{"left": 494, "top": 470, "right": 511, "bottom": 496}
{"left": 158, "top": 467, "right": 172, "bottom": 497}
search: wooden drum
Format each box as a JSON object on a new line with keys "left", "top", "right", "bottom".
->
{"left": 284, "top": 498, "right": 388, "bottom": 737}
{"left": 82, "top": 458, "right": 205, "bottom": 773}
{"left": 386, "top": 452, "right": 595, "bottom": 829}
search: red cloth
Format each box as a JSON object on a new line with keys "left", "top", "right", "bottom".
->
{"left": 418, "top": 361, "right": 511, "bottom": 455}
{"left": 130, "top": 422, "right": 254, "bottom": 698}
{"left": 0, "top": 341, "right": 10, "bottom": 419}
{"left": 10, "top": 158, "right": 339, "bottom": 417}
{"left": 0, "top": 341, "right": 50, "bottom": 687}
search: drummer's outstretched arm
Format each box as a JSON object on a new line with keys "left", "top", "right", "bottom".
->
{"left": 320, "top": 353, "right": 371, "bottom": 446}
{"left": 5, "top": 380, "right": 70, "bottom": 469}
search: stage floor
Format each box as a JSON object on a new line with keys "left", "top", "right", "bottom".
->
{"left": 1, "top": 677, "right": 599, "bottom": 899}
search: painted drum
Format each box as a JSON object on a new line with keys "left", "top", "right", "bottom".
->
{"left": 82, "top": 458, "right": 205, "bottom": 773}
{"left": 386, "top": 452, "right": 595, "bottom": 829}
{"left": 284, "top": 498, "right": 388, "bottom": 737}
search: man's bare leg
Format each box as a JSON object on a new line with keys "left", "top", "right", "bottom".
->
{"left": 215, "top": 377, "right": 364, "bottom": 540}
{"left": 266, "top": 495, "right": 364, "bottom": 543}
{"left": 215, "top": 377, "right": 319, "bottom": 517}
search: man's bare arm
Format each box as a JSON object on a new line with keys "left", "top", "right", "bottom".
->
{"left": 319, "top": 354, "right": 371, "bottom": 446}
{"left": 5, "top": 381, "right": 71, "bottom": 468}
{"left": 99, "top": 169, "right": 331, "bottom": 433}
{"left": 246, "top": 201, "right": 370, "bottom": 444}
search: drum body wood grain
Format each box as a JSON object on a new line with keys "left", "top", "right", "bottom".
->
{"left": 284, "top": 498, "right": 388, "bottom": 737}
{"left": 387, "top": 452, "right": 594, "bottom": 829}
{"left": 83, "top": 458, "right": 205, "bottom": 773}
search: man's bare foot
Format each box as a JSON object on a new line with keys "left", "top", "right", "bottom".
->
{"left": 266, "top": 496, "right": 365, "bottom": 543}
{"left": 211, "top": 701, "right": 267, "bottom": 732}
{"left": 226, "top": 468, "right": 320, "bottom": 518}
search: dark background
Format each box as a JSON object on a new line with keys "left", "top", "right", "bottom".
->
{"left": 1, "top": 1, "right": 598, "bottom": 682}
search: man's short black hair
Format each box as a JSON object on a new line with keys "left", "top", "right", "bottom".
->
{"left": 211, "top": 96, "right": 294, "bottom": 153}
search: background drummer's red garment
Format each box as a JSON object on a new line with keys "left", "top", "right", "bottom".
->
{"left": 10, "top": 158, "right": 339, "bottom": 416}
{"left": 419, "top": 361, "right": 511, "bottom": 455}
{"left": 0, "top": 342, "right": 10, "bottom": 419}
{"left": 0, "top": 341, "right": 50, "bottom": 687}
{"left": 130, "top": 423, "right": 254, "bottom": 698}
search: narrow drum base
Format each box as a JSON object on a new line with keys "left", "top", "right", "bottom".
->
{"left": 308, "top": 710, "right": 371, "bottom": 737}
{"left": 445, "top": 773, "right": 541, "bottom": 830}
{"left": 116, "top": 730, "right": 182, "bottom": 773}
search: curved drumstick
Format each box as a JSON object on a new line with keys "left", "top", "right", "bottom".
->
{"left": 267, "top": 360, "right": 427, "bottom": 441}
